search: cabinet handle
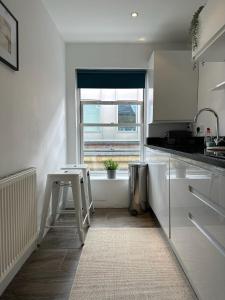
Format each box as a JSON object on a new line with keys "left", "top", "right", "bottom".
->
{"left": 188, "top": 185, "right": 225, "bottom": 219}
{"left": 188, "top": 213, "right": 225, "bottom": 258}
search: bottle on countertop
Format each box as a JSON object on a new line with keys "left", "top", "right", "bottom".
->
{"left": 204, "top": 128, "right": 215, "bottom": 148}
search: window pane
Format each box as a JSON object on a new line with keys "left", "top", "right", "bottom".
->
{"left": 83, "top": 105, "right": 100, "bottom": 132}
{"left": 118, "top": 104, "right": 137, "bottom": 131}
{"left": 82, "top": 104, "right": 140, "bottom": 124}
{"left": 101, "top": 89, "right": 116, "bottom": 101}
{"left": 80, "top": 88, "right": 143, "bottom": 102}
{"left": 116, "top": 89, "right": 143, "bottom": 101}
{"left": 83, "top": 126, "right": 141, "bottom": 171}
{"left": 80, "top": 89, "right": 101, "bottom": 100}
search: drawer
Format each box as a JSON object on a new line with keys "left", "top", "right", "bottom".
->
{"left": 188, "top": 173, "right": 225, "bottom": 211}
{"left": 170, "top": 157, "right": 225, "bottom": 300}
{"left": 171, "top": 209, "right": 225, "bottom": 300}
{"left": 188, "top": 184, "right": 225, "bottom": 250}
{"left": 170, "top": 157, "right": 225, "bottom": 210}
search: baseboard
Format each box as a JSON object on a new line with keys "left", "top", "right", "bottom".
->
{"left": 0, "top": 236, "right": 37, "bottom": 296}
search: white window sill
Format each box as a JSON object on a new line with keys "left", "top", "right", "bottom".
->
{"left": 90, "top": 171, "right": 128, "bottom": 180}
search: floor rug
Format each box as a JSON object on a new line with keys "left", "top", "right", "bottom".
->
{"left": 69, "top": 228, "right": 197, "bottom": 300}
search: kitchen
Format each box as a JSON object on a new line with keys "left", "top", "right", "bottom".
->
{"left": 0, "top": 0, "right": 225, "bottom": 299}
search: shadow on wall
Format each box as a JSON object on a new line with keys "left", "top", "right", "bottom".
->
{"left": 31, "top": 100, "right": 66, "bottom": 227}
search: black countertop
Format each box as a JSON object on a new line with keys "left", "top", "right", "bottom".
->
{"left": 145, "top": 143, "right": 225, "bottom": 169}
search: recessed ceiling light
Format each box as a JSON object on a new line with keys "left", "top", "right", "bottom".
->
{"left": 131, "top": 12, "right": 138, "bottom": 18}
{"left": 138, "top": 37, "right": 146, "bottom": 42}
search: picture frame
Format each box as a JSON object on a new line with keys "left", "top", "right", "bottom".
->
{"left": 0, "top": 0, "right": 18, "bottom": 71}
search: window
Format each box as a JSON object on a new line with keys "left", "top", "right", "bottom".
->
{"left": 79, "top": 88, "right": 144, "bottom": 172}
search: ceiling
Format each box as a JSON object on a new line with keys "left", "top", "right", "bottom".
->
{"left": 42, "top": 0, "right": 205, "bottom": 43}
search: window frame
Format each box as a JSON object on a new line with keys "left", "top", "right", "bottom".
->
{"left": 78, "top": 90, "right": 145, "bottom": 172}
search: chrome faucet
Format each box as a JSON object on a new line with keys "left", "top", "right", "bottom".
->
{"left": 194, "top": 108, "right": 220, "bottom": 145}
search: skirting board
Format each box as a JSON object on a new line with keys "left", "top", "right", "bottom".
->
{"left": 0, "top": 236, "right": 37, "bottom": 296}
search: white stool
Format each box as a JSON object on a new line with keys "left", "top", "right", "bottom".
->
{"left": 61, "top": 164, "right": 94, "bottom": 225}
{"left": 38, "top": 170, "right": 88, "bottom": 245}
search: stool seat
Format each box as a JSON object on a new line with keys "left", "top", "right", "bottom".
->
{"left": 38, "top": 170, "right": 87, "bottom": 246}
{"left": 48, "top": 169, "right": 82, "bottom": 177}
{"left": 61, "top": 164, "right": 88, "bottom": 170}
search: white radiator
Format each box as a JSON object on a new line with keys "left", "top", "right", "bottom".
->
{"left": 0, "top": 168, "right": 37, "bottom": 295}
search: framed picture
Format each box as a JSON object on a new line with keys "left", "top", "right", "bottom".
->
{"left": 0, "top": 0, "right": 18, "bottom": 71}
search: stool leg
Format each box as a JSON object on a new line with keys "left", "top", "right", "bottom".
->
{"left": 38, "top": 177, "right": 52, "bottom": 244}
{"left": 51, "top": 181, "right": 61, "bottom": 225}
{"left": 71, "top": 177, "right": 85, "bottom": 245}
{"left": 83, "top": 172, "right": 91, "bottom": 226}
{"left": 61, "top": 185, "right": 69, "bottom": 210}
{"left": 87, "top": 171, "right": 94, "bottom": 213}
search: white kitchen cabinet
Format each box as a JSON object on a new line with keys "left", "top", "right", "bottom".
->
{"left": 145, "top": 147, "right": 170, "bottom": 237}
{"left": 170, "top": 157, "right": 225, "bottom": 300}
{"left": 146, "top": 51, "right": 198, "bottom": 123}
{"left": 193, "top": 0, "right": 225, "bottom": 62}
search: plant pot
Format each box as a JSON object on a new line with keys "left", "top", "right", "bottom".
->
{"left": 107, "top": 169, "right": 116, "bottom": 179}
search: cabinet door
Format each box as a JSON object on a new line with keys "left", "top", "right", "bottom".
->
{"left": 145, "top": 148, "right": 170, "bottom": 237}
{"left": 148, "top": 51, "right": 198, "bottom": 122}
{"left": 170, "top": 158, "right": 225, "bottom": 300}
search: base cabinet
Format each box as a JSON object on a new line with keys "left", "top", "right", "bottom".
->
{"left": 170, "top": 158, "right": 225, "bottom": 300}
{"left": 146, "top": 148, "right": 170, "bottom": 237}
{"left": 145, "top": 146, "right": 225, "bottom": 299}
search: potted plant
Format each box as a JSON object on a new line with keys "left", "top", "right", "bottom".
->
{"left": 189, "top": 5, "right": 205, "bottom": 52}
{"left": 104, "top": 159, "right": 119, "bottom": 179}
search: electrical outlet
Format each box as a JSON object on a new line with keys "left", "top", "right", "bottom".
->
{"left": 194, "top": 124, "right": 204, "bottom": 136}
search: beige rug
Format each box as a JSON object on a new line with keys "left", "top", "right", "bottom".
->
{"left": 69, "top": 228, "right": 197, "bottom": 300}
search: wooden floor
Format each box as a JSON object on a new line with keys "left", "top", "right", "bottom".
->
{"left": 0, "top": 209, "right": 159, "bottom": 300}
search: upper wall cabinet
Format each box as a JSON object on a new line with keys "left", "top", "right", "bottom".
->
{"left": 192, "top": 0, "right": 225, "bottom": 62}
{"left": 146, "top": 50, "right": 198, "bottom": 123}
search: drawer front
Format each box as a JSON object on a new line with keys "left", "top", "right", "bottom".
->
{"left": 188, "top": 172, "right": 225, "bottom": 211}
{"left": 188, "top": 184, "right": 225, "bottom": 250}
{"left": 172, "top": 211, "right": 225, "bottom": 300}
{"left": 170, "top": 158, "right": 225, "bottom": 300}
{"left": 170, "top": 157, "right": 225, "bottom": 210}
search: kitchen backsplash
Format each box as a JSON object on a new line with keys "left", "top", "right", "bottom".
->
{"left": 147, "top": 123, "right": 190, "bottom": 137}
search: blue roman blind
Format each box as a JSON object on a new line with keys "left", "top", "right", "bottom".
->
{"left": 77, "top": 69, "right": 146, "bottom": 89}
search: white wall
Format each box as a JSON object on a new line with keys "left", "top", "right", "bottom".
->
{"left": 0, "top": 0, "right": 66, "bottom": 226}
{"left": 198, "top": 62, "right": 225, "bottom": 136}
{"left": 91, "top": 178, "right": 129, "bottom": 208}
